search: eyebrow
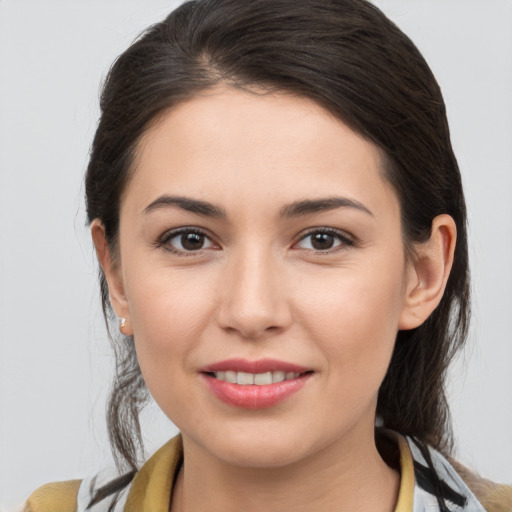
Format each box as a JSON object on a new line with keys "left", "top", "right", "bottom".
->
{"left": 143, "top": 195, "right": 227, "bottom": 218}
{"left": 143, "top": 194, "right": 373, "bottom": 219}
{"left": 280, "top": 197, "right": 374, "bottom": 218}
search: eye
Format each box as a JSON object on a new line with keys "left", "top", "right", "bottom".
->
{"left": 160, "top": 228, "right": 217, "bottom": 254}
{"left": 294, "top": 229, "right": 353, "bottom": 252}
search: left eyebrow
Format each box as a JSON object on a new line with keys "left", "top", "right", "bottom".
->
{"left": 280, "top": 197, "right": 374, "bottom": 218}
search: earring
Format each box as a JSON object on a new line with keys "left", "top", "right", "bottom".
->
{"left": 119, "top": 317, "right": 127, "bottom": 333}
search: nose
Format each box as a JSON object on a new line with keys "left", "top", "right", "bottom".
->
{"left": 217, "top": 247, "right": 292, "bottom": 339}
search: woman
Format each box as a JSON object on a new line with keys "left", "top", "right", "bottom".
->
{"left": 25, "top": 0, "right": 512, "bottom": 511}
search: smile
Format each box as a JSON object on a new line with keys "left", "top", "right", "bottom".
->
{"left": 211, "top": 370, "right": 302, "bottom": 385}
{"left": 200, "top": 359, "right": 313, "bottom": 409}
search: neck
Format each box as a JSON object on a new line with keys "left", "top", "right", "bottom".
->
{"left": 172, "top": 427, "right": 400, "bottom": 512}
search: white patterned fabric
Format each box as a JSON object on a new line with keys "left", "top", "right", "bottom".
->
{"left": 407, "top": 437, "right": 486, "bottom": 512}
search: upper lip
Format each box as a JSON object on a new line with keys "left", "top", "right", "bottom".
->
{"left": 201, "top": 358, "right": 311, "bottom": 374}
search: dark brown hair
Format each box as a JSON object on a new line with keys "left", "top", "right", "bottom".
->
{"left": 86, "top": 0, "right": 469, "bottom": 478}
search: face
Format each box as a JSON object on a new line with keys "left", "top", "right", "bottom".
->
{"left": 107, "top": 86, "right": 418, "bottom": 469}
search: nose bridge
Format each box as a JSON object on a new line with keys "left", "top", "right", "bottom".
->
{"left": 218, "top": 241, "right": 290, "bottom": 338}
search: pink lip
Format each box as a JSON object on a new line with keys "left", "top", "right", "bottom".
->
{"left": 200, "top": 359, "right": 313, "bottom": 409}
{"left": 201, "top": 358, "right": 310, "bottom": 374}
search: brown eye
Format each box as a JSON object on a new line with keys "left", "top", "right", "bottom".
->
{"left": 181, "top": 232, "right": 206, "bottom": 250}
{"left": 310, "top": 232, "right": 336, "bottom": 250}
{"left": 295, "top": 229, "right": 353, "bottom": 252}
{"left": 163, "top": 229, "right": 215, "bottom": 253}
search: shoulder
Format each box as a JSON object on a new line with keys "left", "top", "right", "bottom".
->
{"left": 402, "top": 433, "right": 512, "bottom": 512}
{"left": 24, "top": 480, "right": 81, "bottom": 512}
{"left": 450, "top": 459, "right": 512, "bottom": 512}
{"left": 384, "top": 430, "right": 511, "bottom": 512}
{"left": 23, "top": 436, "right": 183, "bottom": 512}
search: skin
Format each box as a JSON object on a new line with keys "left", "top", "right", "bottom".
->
{"left": 92, "top": 85, "right": 456, "bottom": 511}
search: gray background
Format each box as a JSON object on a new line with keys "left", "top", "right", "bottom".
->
{"left": 1, "top": 1, "right": 511, "bottom": 509}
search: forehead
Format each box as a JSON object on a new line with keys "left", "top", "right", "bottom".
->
{"left": 125, "top": 85, "right": 398, "bottom": 219}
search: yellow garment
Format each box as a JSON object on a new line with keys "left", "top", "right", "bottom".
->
{"left": 24, "top": 480, "right": 81, "bottom": 512}
{"left": 27, "top": 433, "right": 511, "bottom": 512}
{"left": 394, "top": 433, "right": 415, "bottom": 512}
{"left": 124, "top": 435, "right": 182, "bottom": 512}
{"left": 24, "top": 437, "right": 183, "bottom": 512}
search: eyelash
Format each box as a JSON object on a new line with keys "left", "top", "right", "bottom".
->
{"left": 295, "top": 227, "right": 355, "bottom": 254}
{"left": 156, "top": 227, "right": 355, "bottom": 256}
{"left": 157, "top": 227, "right": 217, "bottom": 256}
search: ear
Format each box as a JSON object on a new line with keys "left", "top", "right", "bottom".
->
{"left": 91, "top": 219, "right": 133, "bottom": 336}
{"left": 398, "top": 214, "right": 457, "bottom": 330}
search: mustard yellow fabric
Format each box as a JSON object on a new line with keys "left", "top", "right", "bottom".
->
{"left": 124, "top": 435, "right": 183, "bottom": 512}
{"left": 394, "top": 433, "right": 415, "bottom": 512}
{"left": 24, "top": 480, "right": 81, "bottom": 512}
{"left": 20, "top": 434, "right": 428, "bottom": 512}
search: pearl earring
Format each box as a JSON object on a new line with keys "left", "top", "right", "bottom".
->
{"left": 119, "top": 317, "right": 127, "bottom": 333}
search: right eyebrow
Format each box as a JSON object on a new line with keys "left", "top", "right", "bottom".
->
{"left": 143, "top": 195, "right": 227, "bottom": 218}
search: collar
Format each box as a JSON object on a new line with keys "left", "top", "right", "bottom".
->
{"left": 78, "top": 432, "right": 486, "bottom": 512}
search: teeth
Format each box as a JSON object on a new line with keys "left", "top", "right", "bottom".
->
{"left": 213, "top": 370, "right": 302, "bottom": 385}
{"left": 225, "top": 371, "right": 237, "bottom": 383}
{"left": 254, "top": 372, "right": 272, "bottom": 385}
{"left": 272, "top": 371, "right": 285, "bottom": 383}
{"left": 237, "top": 372, "right": 254, "bottom": 385}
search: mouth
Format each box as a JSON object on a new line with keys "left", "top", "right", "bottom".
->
{"left": 206, "top": 370, "right": 308, "bottom": 385}
{"left": 200, "top": 359, "right": 314, "bottom": 409}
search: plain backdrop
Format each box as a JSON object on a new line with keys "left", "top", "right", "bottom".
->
{"left": 1, "top": 0, "right": 511, "bottom": 509}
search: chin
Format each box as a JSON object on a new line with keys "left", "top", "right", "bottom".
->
{"left": 214, "top": 437, "right": 309, "bottom": 469}
{"left": 185, "top": 418, "right": 338, "bottom": 470}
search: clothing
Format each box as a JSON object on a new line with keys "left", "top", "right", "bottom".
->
{"left": 25, "top": 433, "right": 510, "bottom": 512}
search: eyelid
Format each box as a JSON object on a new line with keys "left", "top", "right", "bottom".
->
{"left": 292, "top": 227, "right": 355, "bottom": 252}
{"left": 155, "top": 226, "right": 355, "bottom": 255}
{"left": 157, "top": 226, "right": 220, "bottom": 255}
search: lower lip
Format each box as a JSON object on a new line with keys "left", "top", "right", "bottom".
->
{"left": 202, "top": 373, "right": 312, "bottom": 409}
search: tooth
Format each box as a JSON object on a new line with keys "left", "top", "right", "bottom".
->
{"left": 216, "top": 370, "right": 303, "bottom": 385}
{"left": 272, "top": 371, "right": 285, "bottom": 383}
{"left": 225, "top": 371, "right": 237, "bottom": 383}
{"left": 237, "top": 371, "right": 254, "bottom": 385}
{"left": 254, "top": 372, "right": 272, "bottom": 385}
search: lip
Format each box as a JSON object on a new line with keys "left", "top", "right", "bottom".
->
{"left": 200, "top": 358, "right": 313, "bottom": 409}
{"left": 201, "top": 358, "right": 310, "bottom": 374}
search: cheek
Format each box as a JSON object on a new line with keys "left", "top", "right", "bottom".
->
{"left": 124, "top": 266, "right": 222, "bottom": 421}
{"left": 124, "top": 264, "right": 218, "bottom": 372}
{"left": 293, "top": 258, "right": 406, "bottom": 385}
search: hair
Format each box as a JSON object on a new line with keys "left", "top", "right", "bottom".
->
{"left": 85, "top": 0, "right": 469, "bottom": 494}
